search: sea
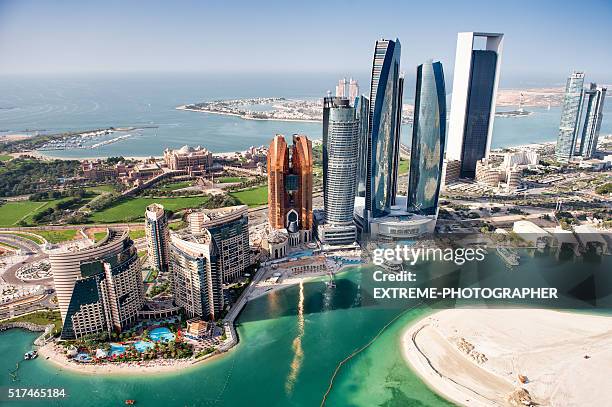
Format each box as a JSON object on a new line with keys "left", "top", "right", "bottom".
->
{"left": 1, "top": 73, "right": 610, "bottom": 159}
{"left": 1, "top": 73, "right": 611, "bottom": 406}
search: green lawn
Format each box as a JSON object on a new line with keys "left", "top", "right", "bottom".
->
{"left": 89, "top": 196, "right": 209, "bottom": 223}
{"left": 86, "top": 184, "right": 116, "bottom": 194}
{"left": 129, "top": 229, "right": 146, "bottom": 240}
{"left": 0, "top": 201, "right": 51, "bottom": 227}
{"left": 230, "top": 185, "right": 268, "bottom": 207}
{"left": 1, "top": 310, "right": 62, "bottom": 335}
{"left": 32, "top": 229, "right": 78, "bottom": 243}
{"left": 217, "top": 176, "right": 246, "bottom": 183}
{"left": 398, "top": 158, "right": 410, "bottom": 175}
{"left": 0, "top": 154, "right": 12, "bottom": 162}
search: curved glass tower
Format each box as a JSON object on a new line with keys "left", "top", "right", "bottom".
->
{"left": 366, "top": 38, "right": 402, "bottom": 218}
{"left": 555, "top": 71, "right": 585, "bottom": 162}
{"left": 324, "top": 99, "right": 359, "bottom": 224}
{"left": 407, "top": 61, "right": 447, "bottom": 216}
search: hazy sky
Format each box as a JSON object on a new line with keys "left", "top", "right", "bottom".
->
{"left": 1, "top": 0, "right": 611, "bottom": 83}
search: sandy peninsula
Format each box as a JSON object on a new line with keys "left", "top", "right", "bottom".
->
{"left": 402, "top": 308, "right": 612, "bottom": 406}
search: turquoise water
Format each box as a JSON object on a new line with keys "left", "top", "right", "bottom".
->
{"left": 2, "top": 74, "right": 608, "bottom": 158}
{"left": 1, "top": 250, "right": 610, "bottom": 406}
{"left": 148, "top": 327, "right": 175, "bottom": 343}
{"left": 0, "top": 268, "right": 453, "bottom": 407}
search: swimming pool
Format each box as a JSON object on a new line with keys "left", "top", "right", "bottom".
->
{"left": 149, "top": 327, "right": 175, "bottom": 343}
{"left": 134, "top": 340, "right": 155, "bottom": 352}
{"left": 287, "top": 249, "right": 313, "bottom": 259}
{"left": 111, "top": 341, "right": 155, "bottom": 356}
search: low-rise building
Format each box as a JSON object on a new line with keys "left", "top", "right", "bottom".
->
{"left": 164, "top": 145, "right": 213, "bottom": 174}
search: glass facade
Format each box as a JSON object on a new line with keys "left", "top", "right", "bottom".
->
{"left": 407, "top": 61, "right": 447, "bottom": 216}
{"left": 459, "top": 50, "right": 498, "bottom": 178}
{"left": 323, "top": 99, "right": 359, "bottom": 224}
{"left": 555, "top": 71, "right": 585, "bottom": 162}
{"left": 355, "top": 95, "right": 369, "bottom": 198}
{"left": 579, "top": 83, "right": 606, "bottom": 159}
{"left": 366, "top": 39, "right": 402, "bottom": 218}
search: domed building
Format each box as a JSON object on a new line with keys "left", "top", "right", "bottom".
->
{"left": 163, "top": 145, "right": 213, "bottom": 175}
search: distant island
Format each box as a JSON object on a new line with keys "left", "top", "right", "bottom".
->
{"left": 177, "top": 87, "right": 565, "bottom": 125}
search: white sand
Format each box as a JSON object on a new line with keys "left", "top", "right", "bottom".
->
{"left": 402, "top": 309, "right": 612, "bottom": 406}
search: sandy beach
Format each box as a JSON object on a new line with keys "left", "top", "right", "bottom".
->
{"left": 36, "top": 341, "right": 224, "bottom": 376}
{"left": 402, "top": 309, "right": 612, "bottom": 406}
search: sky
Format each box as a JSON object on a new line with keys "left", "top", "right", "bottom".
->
{"left": 0, "top": 0, "right": 611, "bottom": 85}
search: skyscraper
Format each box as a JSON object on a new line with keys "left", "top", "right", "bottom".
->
{"left": 170, "top": 232, "right": 223, "bottom": 320}
{"left": 348, "top": 78, "right": 359, "bottom": 102}
{"left": 366, "top": 38, "right": 403, "bottom": 218}
{"left": 407, "top": 61, "right": 447, "bottom": 216}
{"left": 187, "top": 205, "right": 250, "bottom": 283}
{"left": 47, "top": 229, "right": 144, "bottom": 339}
{"left": 335, "top": 78, "right": 347, "bottom": 98}
{"left": 318, "top": 98, "right": 359, "bottom": 245}
{"left": 145, "top": 203, "right": 170, "bottom": 273}
{"left": 355, "top": 94, "right": 370, "bottom": 198}
{"left": 579, "top": 83, "right": 606, "bottom": 159}
{"left": 267, "top": 134, "right": 313, "bottom": 245}
{"left": 447, "top": 32, "right": 504, "bottom": 178}
{"left": 555, "top": 71, "right": 585, "bottom": 162}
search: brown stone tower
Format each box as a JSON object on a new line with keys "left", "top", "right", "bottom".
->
{"left": 267, "top": 134, "right": 313, "bottom": 244}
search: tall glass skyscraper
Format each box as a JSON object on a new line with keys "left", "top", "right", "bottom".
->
{"left": 145, "top": 203, "right": 170, "bottom": 273}
{"left": 318, "top": 98, "right": 360, "bottom": 245}
{"left": 579, "top": 83, "right": 607, "bottom": 159}
{"left": 447, "top": 32, "right": 503, "bottom": 179}
{"left": 366, "top": 38, "right": 402, "bottom": 218}
{"left": 355, "top": 95, "right": 369, "bottom": 198}
{"left": 555, "top": 71, "right": 585, "bottom": 162}
{"left": 323, "top": 98, "right": 359, "bottom": 224}
{"left": 407, "top": 61, "right": 447, "bottom": 216}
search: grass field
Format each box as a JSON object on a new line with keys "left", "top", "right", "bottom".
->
{"left": 1, "top": 310, "right": 62, "bottom": 335}
{"left": 0, "top": 193, "right": 102, "bottom": 227}
{"left": 398, "top": 158, "right": 410, "bottom": 175}
{"left": 129, "top": 229, "right": 146, "bottom": 240}
{"left": 0, "top": 201, "right": 52, "bottom": 227}
{"left": 0, "top": 154, "right": 12, "bottom": 162}
{"left": 86, "top": 184, "right": 116, "bottom": 194}
{"left": 89, "top": 196, "right": 209, "bottom": 223}
{"left": 230, "top": 185, "right": 268, "bottom": 207}
{"left": 217, "top": 176, "right": 246, "bottom": 183}
{"left": 31, "top": 229, "right": 78, "bottom": 243}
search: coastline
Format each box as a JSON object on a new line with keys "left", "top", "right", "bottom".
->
{"left": 401, "top": 308, "right": 612, "bottom": 406}
{"left": 35, "top": 342, "right": 227, "bottom": 376}
{"left": 28, "top": 265, "right": 358, "bottom": 376}
{"left": 176, "top": 105, "right": 322, "bottom": 123}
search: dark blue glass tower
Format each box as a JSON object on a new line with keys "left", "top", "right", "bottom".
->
{"left": 459, "top": 50, "right": 497, "bottom": 178}
{"left": 407, "top": 61, "right": 447, "bottom": 215}
{"left": 365, "top": 39, "right": 402, "bottom": 218}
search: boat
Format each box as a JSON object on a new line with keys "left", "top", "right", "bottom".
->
{"left": 325, "top": 280, "right": 336, "bottom": 288}
{"left": 518, "top": 374, "right": 528, "bottom": 384}
{"left": 496, "top": 247, "right": 520, "bottom": 267}
{"left": 24, "top": 350, "right": 38, "bottom": 360}
{"left": 125, "top": 400, "right": 136, "bottom": 405}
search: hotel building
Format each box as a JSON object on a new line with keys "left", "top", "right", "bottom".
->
{"left": 407, "top": 60, "right": 447, "bottom": 216}
{"left": 555, "top": 71, "right": 585, "bottom": 162}
{"left": 318, "top": 98, "right": 360, "bottom": 245}
{"left": 163, "top": 145, "right": 213, "bottom": 174}
{"left": 47, "top": 230, "right": 144, "bottom": 339}
{"left": 447, "top": 32, "right": 504, "bottom": 178}
{"left": 145, "top": 203, "right": 170, "bottom": 273}
{"left": 579, "top": 83, "right": 607, "bottom": 159}
{"left": 170, "top": 232, "right": 224, "bottom": 320}
{"left": 365, "top": 38, "right": 403, "bottom": 219}
{"left": 267, "top": 134, "right": 313, "bottom": 245}
{"left": 187, "top": 205, "right": 250, "bottom": 283}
